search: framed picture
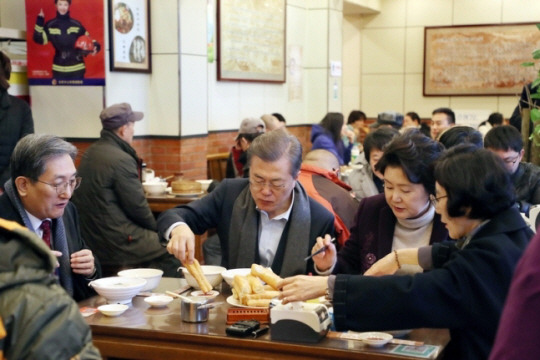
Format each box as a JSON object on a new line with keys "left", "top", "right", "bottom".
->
{"left": 424, "top": 23, "right": 540, "bottom": 96}
{"left": 108, "top": 0, "right": 151, "bottom": 73}
{"left": 217, "top": 0, "right": 286, "bottom": 83}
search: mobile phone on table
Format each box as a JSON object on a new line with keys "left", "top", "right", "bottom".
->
{"left": 225, "top": 320, "right": 260, "bottom": 337}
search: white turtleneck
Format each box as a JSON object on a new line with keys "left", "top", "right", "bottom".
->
{"left": 392, "top": 202, "right": 435, "bottom": 275}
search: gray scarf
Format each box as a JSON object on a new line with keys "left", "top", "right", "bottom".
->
{"left": 4, "top": 179, "right": 74, "bottom": 296}
{"left": 228, "top": 182, "right": 311, "bottom": 277}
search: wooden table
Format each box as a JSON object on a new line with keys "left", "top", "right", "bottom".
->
{"left": 146, "top": 192, "right": 205, "bottom": 213}
{"left": 81, "top": 278, "right": 450, "bottom": 360}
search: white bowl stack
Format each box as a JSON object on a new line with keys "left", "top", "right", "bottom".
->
{"left": 89, "top": 276, "right": 147, "bottom": 304}
{"left": 118, "top": 268, "right": 163, "bottom": 292}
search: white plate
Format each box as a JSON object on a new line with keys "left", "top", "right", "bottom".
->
{"left": 171, "top": 191, "right": 204, "bottom": 197}
{"left": 191, "top": 290, "right": 219, "bottom": 299}
{"left": 98, "top": 304, "right": 129, "bottom": 317}
{"left": 356, "top": 332, "right": 393, "bottom": 347}
{"left": 144, "top": 295, "right": 173, "bottom": 307}
{"left": 226, "top": 295, "right": 269, "bottom": 309}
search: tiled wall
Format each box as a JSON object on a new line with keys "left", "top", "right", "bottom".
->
{"left": 71, "top": 125, "right": 313, "bottom": 181}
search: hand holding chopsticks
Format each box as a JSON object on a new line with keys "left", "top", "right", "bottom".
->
{"left": 304, "top": 237, "right": 336, "bottom": 261}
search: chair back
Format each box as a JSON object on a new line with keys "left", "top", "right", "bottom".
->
{"left": 207, "top": 152, "right": 229, "bottom": 181}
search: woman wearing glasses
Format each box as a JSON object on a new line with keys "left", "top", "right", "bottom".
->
{"left": 311, "top": 129, "right": 448, "bottom": 276}
{"left": 279, "top": 145, "right": 532, "bottom": 360}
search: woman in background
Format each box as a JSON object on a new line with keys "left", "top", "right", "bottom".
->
{"left": 311, "top": 112, "right": 351, "bottom": 165}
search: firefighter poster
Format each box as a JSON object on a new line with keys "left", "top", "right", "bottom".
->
{"left": 25, "top": 0, "right": 105, "bottom": 86}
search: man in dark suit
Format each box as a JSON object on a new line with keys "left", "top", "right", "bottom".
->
{"left": 158, "top": 129, "right": 335, "bottom": 277}
{"left": 0, "top": 134, "right": 100, "bottom": 301}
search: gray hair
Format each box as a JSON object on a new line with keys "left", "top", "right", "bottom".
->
{"left": 248, "top": 128, "right": 302, "bottom": 177}
{"left": 11, "top": 134, "right": 77, "bottom": 181}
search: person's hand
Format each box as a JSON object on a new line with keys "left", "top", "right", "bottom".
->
{"left": 70, "top": 249, "right": 95, "bottom": 276}
{"left": 277, "top": 275, "right": 328, "bottom": 304}
{"left": 51, "top": 250, "right": 62, "bottom": 269}
{"left": 311, "top": 234, "right": 336, "bottom": 272}
{"left": 364, "top": 252, "right": 399, "bottom": 276}
{"left": 167, "top": 223, "right": 195, "bottom": 264}
{"left": 38, "top": 8, "right": 44, "bottom": 17}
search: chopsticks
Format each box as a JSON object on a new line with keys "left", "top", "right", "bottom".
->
{"left": 304, "top": 238, "right": 336, "bottom": 261}
{"left": 166, "top": 290, "right": 193, "bottom": 303}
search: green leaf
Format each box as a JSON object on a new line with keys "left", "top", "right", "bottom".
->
{"left": 533, "top": 78, "right": 540, "bottom": 89}
{"left": 531, "top": 93, "right": 540, "bottom": 100}
{"left": 522, "top": 61, "right": 535, "bottom": 67}
{"left": 533, "top": 49, "right": 540, "bottom": 59}
{"left": 536, "top": 23, "right": 540, "bottom": 31}
{"left": 531, "top": 108, "right": 540, "bottom": 121}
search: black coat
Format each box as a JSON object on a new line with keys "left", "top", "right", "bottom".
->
{"left": 332, "top": 206, "right": 532, "bottom": 360}
{"left": 0, "top": 90, "right": 34, "bottom": 189}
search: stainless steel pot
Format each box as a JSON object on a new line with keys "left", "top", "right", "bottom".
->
{"left": 181, "top": 297, "right": 211, "bottom": 323}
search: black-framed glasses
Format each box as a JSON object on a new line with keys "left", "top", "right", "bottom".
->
{"left": 249, "top": 178, "right": 287, "bottom": 192}
{"left": 429, "top": 194, "right": 447, "bottom": 205}
{"left": 36, "top": 177, "right": 82, "bottom": 195}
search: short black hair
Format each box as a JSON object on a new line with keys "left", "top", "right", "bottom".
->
{"left": 406, "top": 112, "right": 421, "bottom": 123}
{"left": 484, "top": 125, "right": 523, "bottom": 153}
{"left": 435, "top": 145, "right": 515, "bottom": 219}
{"left": 0, "top": 51, "right": 11, "bottom": 90}
{"left": 376, "top": 129, "right": 444, "bottom": 194}
{"left": 347, "top": 110, "right": 366, "bottom": 125}
{"left": 363, "top": 127, "right": 399, "bottom": 164}
{"left": 487, "top": 112, "right": 504, "bottom": 126}
{"left": 432, "top": 107, "right": 455, "bottom": 125}
{"left": 272, "top": 113, "right": 286, "bottom": 123}
{"left": 438, "top": 126, "right": 483, "bottom": 149}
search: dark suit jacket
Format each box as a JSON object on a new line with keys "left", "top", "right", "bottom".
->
{"left": 0, "top": 194, "right": 100, "bottom": 301}
{"left": 332, "top": 206, "right": 532, "bottom": 360}
{"left": 335, "top": 193, "right": 448, "bottom": 274}
{"left": 157, "top": 178, "right": 335, "bottom": 276}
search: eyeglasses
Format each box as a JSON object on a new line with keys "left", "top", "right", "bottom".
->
{"left": 503, "top": 155, "right": 520, "bottom": 165}
{"left": 429, "top": 194, "right": 447, "bottom": 205}
{"left": 36, "top": 177, "right": 82, "bottom": 195}
{"left": 249, "top": 178, "right": 287, "bottom": 192}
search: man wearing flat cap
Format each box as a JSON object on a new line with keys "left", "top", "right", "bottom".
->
{"left": 226, "top": 117, "right": 266, "bottom": 179}
{"left": 73, "top": 103, "right": 181, "bottom": 277}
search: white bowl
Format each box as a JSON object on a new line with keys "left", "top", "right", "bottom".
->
{"left": 356, "top": 332, "right": 393, "bottom": 347}
{"left": 195, "top": 179, "right": 213, "bottom": 192}
{"left": 220, "top": 268, "right": 251, "bottom": 286}
{"left": 144, "top": 295, "right": 174, "bottom": 307}
{"left": 89, "top": 276, "right": 147, "bottom": 304}
{"left": 142, "top": 181, "right": 167, "bottom": 195}
{"left": 98, "top": 304, "right": 129, "bottom": 317}
{"left": 117, "top": 268, "right": 163, "bottom": 292}
{"left": 179, "top": 265, "right": 226, "bottom": 289}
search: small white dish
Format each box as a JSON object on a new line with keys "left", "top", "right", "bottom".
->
{"left": 144, "top": 295, "right": 174, "bottom": 307}
{"left": 98, "top": 304, "right": 129, "bottom": 317}
{"left": 356, "top": 332, "right": 393, "bottom": 347}
{"left": 190, "top": 290, "right": 219, "bottom": 299}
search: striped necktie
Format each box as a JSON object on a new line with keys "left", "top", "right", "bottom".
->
{"left": 40, "top": 220, "right": 52, "bottom": 248}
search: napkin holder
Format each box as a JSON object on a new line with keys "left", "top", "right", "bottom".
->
{"left": 270, "top": 302, "right": 331, "bottom": 343}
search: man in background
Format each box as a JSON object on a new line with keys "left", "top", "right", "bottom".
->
{"left": 431, "top": 107, "right": 455, "bottom": 140}
{"left": 226, "top": 117, "right": 266, "bottom": 179}
{"left": 298, "top": 149, "right": 359, "bottom": 248}
{"left": 0, "top": 51, "right": 34, "bottom": 193}
{"left": 73, "top": 103, "right": 180, "bottom": 277}
{"left": 0, "top": 134, "right": 99, "bottom": 301}
{"left": 484, "top": 125, "right": 540, "bottom": 216}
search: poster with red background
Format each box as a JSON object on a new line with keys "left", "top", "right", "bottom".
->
{"left": 25, "top": 0, "right": 105, "bottom": 85}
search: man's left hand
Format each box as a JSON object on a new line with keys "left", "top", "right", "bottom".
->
{"left": 70, "top": 249, "right": 95, "bottom": 276}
